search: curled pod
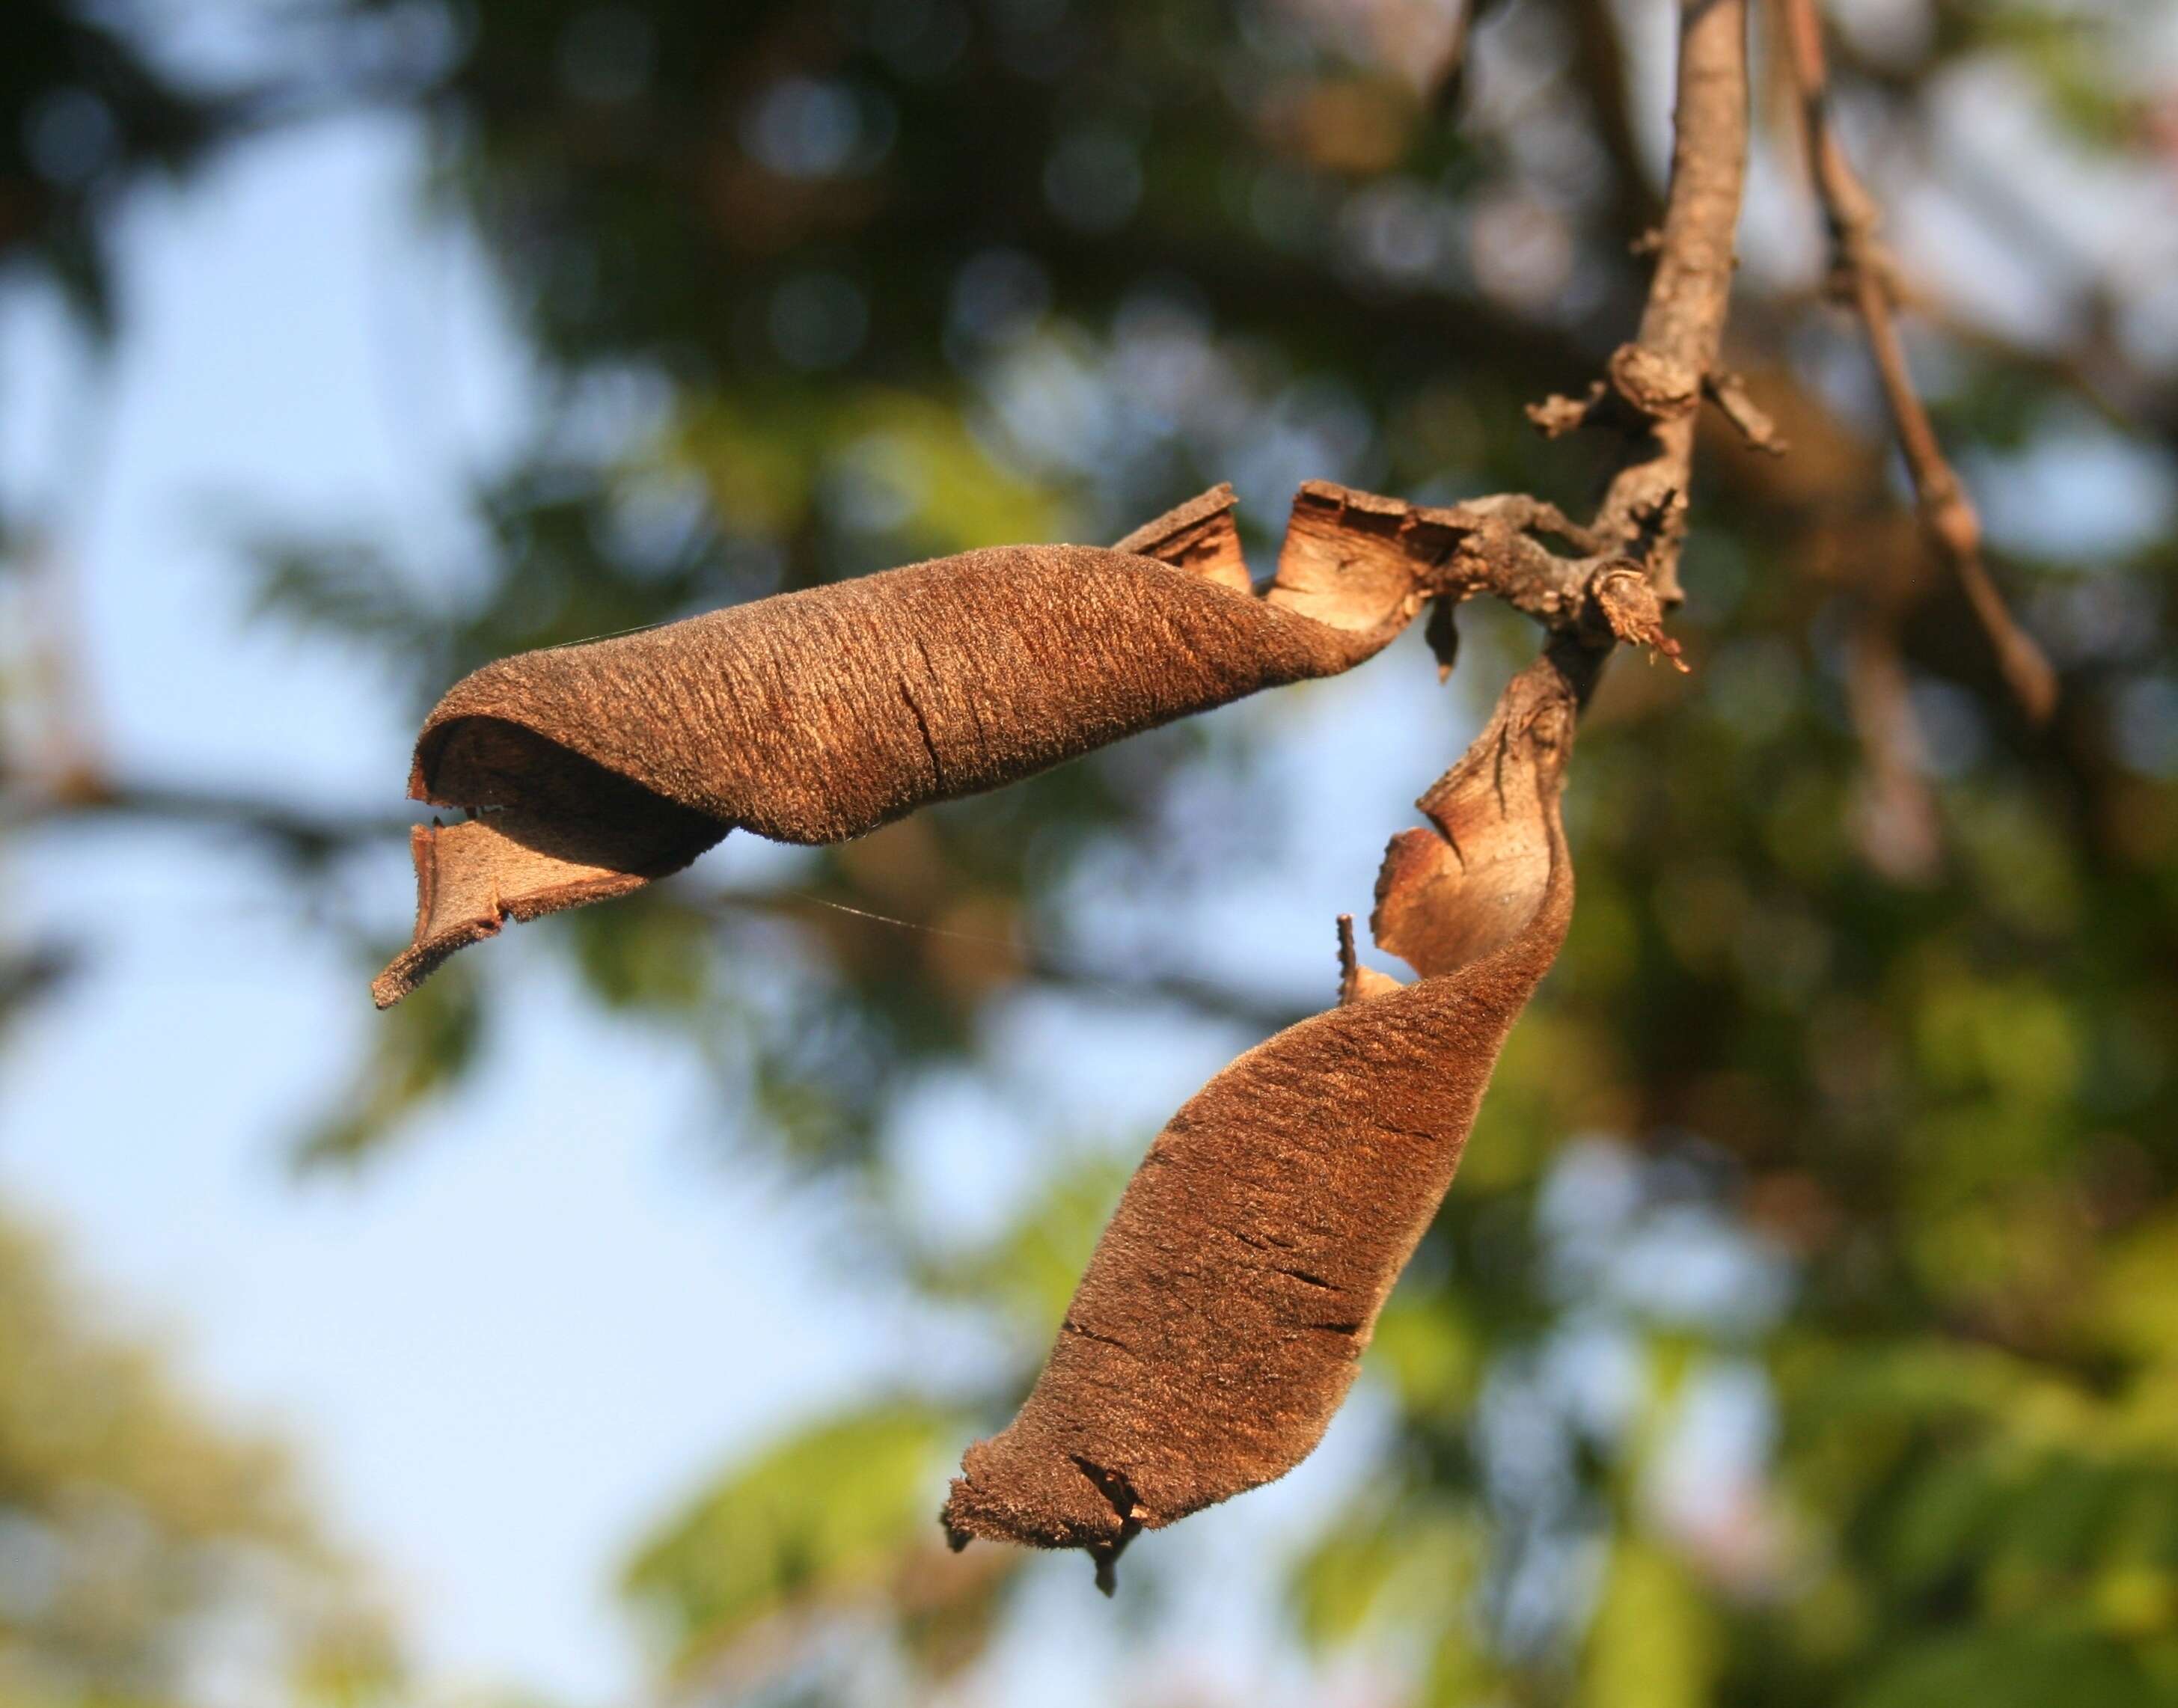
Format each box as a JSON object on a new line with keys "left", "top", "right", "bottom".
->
{"left": 374, "top": 486, "right": 1434, "bottom": 1007}
{"left": 939, "top": 653, "right": 1579, "bottom": 1590}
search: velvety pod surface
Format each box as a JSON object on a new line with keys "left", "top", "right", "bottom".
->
{"left": 374, "top": 491, "right": 1420, "bottom": 1007}
{"left": 941, "top": 656, "right": 1580, "bottom": 1585}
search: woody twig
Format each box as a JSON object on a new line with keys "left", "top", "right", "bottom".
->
{"left": 1778, "top": 0, "right": 2058, "bottom": 722}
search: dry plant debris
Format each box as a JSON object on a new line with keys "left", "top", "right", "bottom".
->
{"left": 925, "top": 0, "right": 1761, "bottom": 1584}
{"left": 364, "top": 0, "right": 2042, "bottom": 1597}
{"left": 374, "top": 485, "right": 1418, "bottom": 1008}
{"left": 939, "top": 653, "right": 1579, "bottom": 1591}
{"left": 374, "top": 476, "right": 1676, "bottom": 1008}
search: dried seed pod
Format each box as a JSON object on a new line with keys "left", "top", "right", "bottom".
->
{"left": 373, "top": 486, "right": 1437, "bottom": 1008}
{"left": 940, "top": 655, "right": 1579, "bottom": 1588}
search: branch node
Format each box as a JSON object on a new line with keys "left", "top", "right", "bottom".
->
{"left": 1588, "top": 563, "right": 1690, "bottom": 672}
{"left": 1606, "top": 342, "right": 1703, "bottom": 419}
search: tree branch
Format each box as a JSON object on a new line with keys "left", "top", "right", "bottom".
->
{"left": 1844, "top": 598, "right": 1943, "bottom": 885}
{"left": 3, "top": 774, "right": 413, "bottom": 857}
{"left": 1316, "top": 0, "right": 1749, "bottom": 690}
{"left": 1571, "top": 0, "right": 1753, "bottom": 608}
{"left": 1279, "top": 480, "right": 1688, "bottom": 672}
{"left": 1777, "top": 0, "right": 2057, "bottom": 722}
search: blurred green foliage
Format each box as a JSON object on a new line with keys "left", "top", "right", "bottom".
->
{"left": 624, "top": 1404, "right": 993, "bottom": 1683}
{"left": 0, "top": 1211, "right": 399, "bottom": 1706}
{"left": 6, "top": 0, "right": 2178, "bottom": 1703}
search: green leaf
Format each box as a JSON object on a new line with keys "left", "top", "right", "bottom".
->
{"left": 1846, "top": 1627, "right": 2169, "bottom": 1708}
{"left": 1288, "top": 1496, "right": 1487, "bottom": 1659}
{"left": 1368, "top": 1295, "right": 1483, "bottom": 1418}
{"left": 622, "top": 1402, "right": 961, "bottom": 1674}
{"left": 2097, "top": 1216, "right": 2178, "bottom": 1364}
{"left": 907, "top": 1153, "right": 1131, "bottom": 1344}
{"left": 1581, "top": 1537, "right": 1720, "bottom": 1708}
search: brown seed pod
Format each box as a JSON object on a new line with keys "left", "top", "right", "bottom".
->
{"left": 938, "top": 653, "right": 1579, "bottom": 1590}
{"left": 373, "top": 486, "right": 1436, "bottom": 1008}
